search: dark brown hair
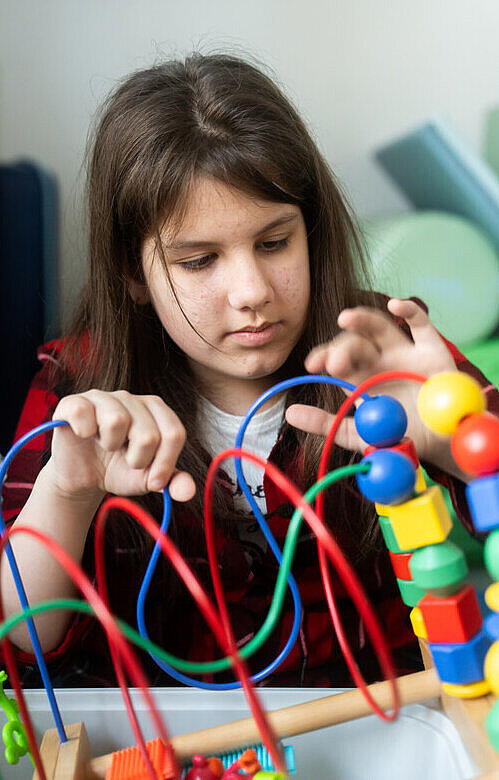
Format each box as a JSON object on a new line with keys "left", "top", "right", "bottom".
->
{"left": 62, "top": 53, "right": 379, "bottom": 563}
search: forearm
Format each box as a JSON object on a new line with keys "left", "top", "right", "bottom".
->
{"left": 1, "top": 460, "right": 104, "bottom": 652}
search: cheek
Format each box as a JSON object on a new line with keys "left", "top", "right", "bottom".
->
{"left": 279, "top": 266, "right": 310, "bottom": 310}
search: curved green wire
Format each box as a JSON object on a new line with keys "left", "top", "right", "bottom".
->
{"left": 0, "top": 463, "right": 369, "bottom": 675}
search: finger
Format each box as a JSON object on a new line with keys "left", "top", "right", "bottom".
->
{"left": 168, "top": 470, "right": 196, "bottom": 502}
{"left": 53, "top": 395, "right": 99, "bottom": 439}
{"left": 285, "top": 403, "right": 335, "bottom": 436}
{"left": 305, "top": 332, "right": 380, "bottom": 379}
{"left": 141, "top": 395, "right": 188, "bottom": 491}
{"left": 111, "top": 391, "right": 161, "bottom": 469}
{"left": 81, "top": 390, "right": 132, "bottom": 451}
{"left": 386, "top": 298, "right": 445, "bottom": 349}
{"left": 337, "top": 306, "right": 407, "bottom": 352}
{"left": 285, "top": 404, "right": 365, "bottom": 453}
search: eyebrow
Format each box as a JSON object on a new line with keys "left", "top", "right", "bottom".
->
{"left": 163, "top": 212, "right": 299, "bottom": 251}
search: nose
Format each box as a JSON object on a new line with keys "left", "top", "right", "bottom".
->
{"left": 226, "top": 253, "right": 273, "bottom": 311}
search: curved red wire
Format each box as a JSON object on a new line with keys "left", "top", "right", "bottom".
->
{"left": 94, "top": 496, "right": 286, "bottom": 775}
{"left": 204, "top": 447, "right": 400, "bottom": 723}
{"left": 0, "top": 525, "right": 180, "bottom": 780}
{"left": 316, "top": 370, "right": 427, "bottom": 720}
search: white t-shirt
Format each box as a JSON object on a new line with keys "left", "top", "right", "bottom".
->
{"left": 197, "top": 393, "right": 287, "bottom": 554}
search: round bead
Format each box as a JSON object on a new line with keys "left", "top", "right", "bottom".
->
{"left": 486, "top": 699, "right": 499, "bottom": 750}
{"left": 451, "top": 412, "right": 499, "bottom": 476}
{"left": 442, "top": 679, "right": 491, "bottom": 698}
{"left": 409, "top": 541, "right": 468, "bottom": 592}
{"left": 357, "top": 450, "right": 416, "bottom": 505}
{"left": 484, "top": 641, "right": 499, "bottom": 695}
{"left": 485, "top": 583, "right": 499, "bottom": 612}
{"left": 485, "top": 529, "right": 499, "bottom": 581}
{"left": 354, "top": 395, "right": 407, "bottom": 447}
{"left": 417, "top": 372, "right": 485, "bottom": 435}
{"left": 485, "top": 613, "right": 499, "bottom": 642}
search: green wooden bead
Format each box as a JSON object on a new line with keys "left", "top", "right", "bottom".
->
{"left": 484, "top": 529, "right": 499, "bottom": 581}
{"left": 379, "top": 515, "right": 407, "bottom": 553}
{"left": 485, "top": 698, "right": 499, "bottom": 751}
{"left": 409, "top": 541, "right": 468, "bottom": 591}
{"left": 396, "top": 577, "right": 427, "bottom": 607}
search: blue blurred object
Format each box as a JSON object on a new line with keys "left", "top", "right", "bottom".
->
{"left": 375, "top": 117, "right": 499, "bottom": 252}
{"left": 0, "top": 160, "right": 58, "bottom": 453}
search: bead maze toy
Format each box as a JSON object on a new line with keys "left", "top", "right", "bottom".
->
{"left": 0, "top": 369, "right": 497, "bottom": 779}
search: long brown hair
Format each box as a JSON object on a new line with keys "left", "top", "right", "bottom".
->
{"left": 62, "top": 53, "right": 379, "bottom": 563}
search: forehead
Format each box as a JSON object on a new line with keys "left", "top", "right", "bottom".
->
{"left": 163, "top": 176, "right": 301, "bottom": 244}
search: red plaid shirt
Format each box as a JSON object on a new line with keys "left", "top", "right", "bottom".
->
{"left": 2, "top": 334, "right": 498, "bottom": 688}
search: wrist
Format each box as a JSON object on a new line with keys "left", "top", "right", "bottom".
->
{"left": 41, "top": 459, "right": 106, "bottom": 509}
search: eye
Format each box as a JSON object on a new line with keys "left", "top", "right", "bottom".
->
{"left": 180, "top": 254, "right": 216, "bottom": 271}
{"left": 259, "top": 237, "right": 289, "bottom": 252}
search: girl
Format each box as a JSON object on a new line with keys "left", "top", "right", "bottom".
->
{"left": 2, "top": 53, "right": 498, "bottom": 688}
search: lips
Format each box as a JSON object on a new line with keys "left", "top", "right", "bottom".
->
{"left": 233, "top": 322, "right": 272, "bottom": 333}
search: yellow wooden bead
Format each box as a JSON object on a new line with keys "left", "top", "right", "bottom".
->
{"left": 442, "top": 679, "right": 491, "bottom": 698}
{"left": 417, "top": 372, "right": 485, "bottom": 435}
{"left": 484, "top": 641, "right": 499, "bottom": 695}
{"left": 410, "top": 607, "right": 427, "bottom": 639}
{"left": 415, "top": 466, "right": 426, "bottom": 493}
{"left": 485, "top": 583, "right": 499, "bottom": 612}
{"left": 377, "top": 485, "right": 452, "bottom": 551}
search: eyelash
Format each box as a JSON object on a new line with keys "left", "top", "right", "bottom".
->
{"left": 179, "top": 237, "right": 290, "bottom": 271}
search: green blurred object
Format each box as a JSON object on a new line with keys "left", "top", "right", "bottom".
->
{"left": 421, "top": 468, "right": 484, "bottom": 568}
{"left": 485, "top": 106, "right": 499, "bottom": 179}
{"left": 462, "top": 338, "right": 499, "bottom": 387}
{"left": 363, "top": 211, "right": 499, "bottom": 346}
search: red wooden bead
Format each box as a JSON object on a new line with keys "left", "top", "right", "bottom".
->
{"left": 451, "top": 412, "right": 499, "bottom": 476}
{"left": 419, "top": 584, "right": 483, "bottom": 643}
{"left": 364, "top": 436, "right": 419, "bottom": 468}
{"left": 388, "top": 550, "right": 413, "bottom": 580}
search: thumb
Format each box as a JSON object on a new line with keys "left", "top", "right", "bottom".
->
{"left": 285, "top": 404, "right": 364, "bottom": 453}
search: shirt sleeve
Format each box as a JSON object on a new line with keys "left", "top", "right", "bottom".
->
{"left": 1, "top": 341, "right": 93, "bottom": 666}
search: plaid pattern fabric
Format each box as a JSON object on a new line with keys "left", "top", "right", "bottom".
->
{"left": 2, "top": 332, "right": 498, "bottom": 688}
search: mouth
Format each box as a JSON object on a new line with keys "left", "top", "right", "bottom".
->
{"left": 229, "top": 322, "right": 279, "bottom": 345}
{"left": 233, "top": 322, "right": 272, "bottom": 334}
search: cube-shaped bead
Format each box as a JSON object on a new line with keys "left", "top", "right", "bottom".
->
{"left": 419, "top": 585, "right": 483, "bottom": 643}
{"left": 388, "top": 550, "right": 413, "bottom": 580}
{"left": 466, "top": 473, "right": 499, "bottom": 532}
{"left": 409, "top": 541, "right": 467, "bottom": 594}
{"left": 377, "top": 486, "right": 452, "bottom": 551}
{"left": 397, "top": 577, "right": 426, "bottom": 607}
{"left": 364, "top": 437, "right": 419, "bottom": 468}
{"left": 429, "top": 629, "right": 491, "bottom": 685}
{"left": 410, "top": 607, "right": 427, "bottom": 639}
{"left": 378, "top": 515, "right": 406, "bottom": 553}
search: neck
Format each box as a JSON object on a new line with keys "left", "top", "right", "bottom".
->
{"left": 197, "top": 375, "right": 284, "bottom": 416}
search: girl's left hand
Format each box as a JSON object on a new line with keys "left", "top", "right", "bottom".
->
{"left": 285, "top": 298, "right": 458, "bottom": 468}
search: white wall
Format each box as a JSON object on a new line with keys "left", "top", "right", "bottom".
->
{"left": 1, "top": 0, "right": 498, "bottom": 323}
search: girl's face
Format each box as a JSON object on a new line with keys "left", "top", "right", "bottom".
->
{"left": 139, "top": 177, "right": 310, "bottom": 413}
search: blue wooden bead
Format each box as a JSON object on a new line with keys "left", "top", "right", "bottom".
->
{"left": 354, "top": 395, "right": 408, "bottom": 447}
{"left": 485, "top": 613, "right": 499, "bottom": 642}
{"left": 357, "top": 450, "right": 416, "bottom": 505}
{"left": 466, "top": 473, "right": 499, "bottom": 532}
{"left": 429, "top": 629, "right": 491, "bottom": 685}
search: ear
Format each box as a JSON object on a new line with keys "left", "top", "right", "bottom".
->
{"left": 127, "top": 277, "right": 151, "bottom": 305}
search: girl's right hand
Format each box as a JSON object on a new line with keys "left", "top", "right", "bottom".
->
{"left": 48, "top": 390, "right": 196, "bottom": 502}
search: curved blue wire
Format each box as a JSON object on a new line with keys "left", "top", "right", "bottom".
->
{"left": 0, "top": 420, "right": 68, "bottom": 742}
{"left": 137, "top": 374, "right": 367, "bottom": 689}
